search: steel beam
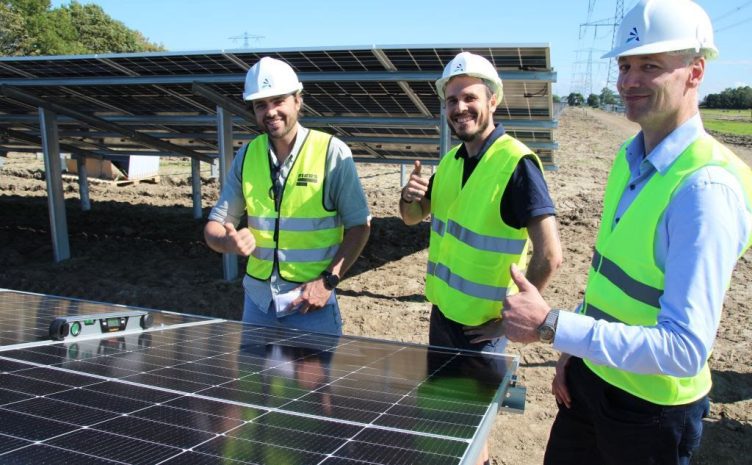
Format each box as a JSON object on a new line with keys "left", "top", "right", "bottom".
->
{"left": 0, "top": 128, "right": 105, "bottom": 160}
{"left": 0, "top": 85, "right": 212, "bottom": 163}
{"left": 191, "top": 158, "right": 202, "bottom": 220}
{"left": 75, "top": 157, "right": 91, "bottom": 211}
{"left": 0, "top": 114, "right": 558, "bottom": 130}
{"left": 39, "top": 108, "right": 70, "bottom": 261}
{"left": 0, "top": 70, "right": 556, "bottom": 88}
{"left": 216, "top": 105, "right": 238, "bottom": 281}
{"left": 191, "top": 82, "right": 254, "bottom": 121}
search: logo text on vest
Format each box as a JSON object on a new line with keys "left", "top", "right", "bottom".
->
{"left": 296, "top": 173, "right": 319, "bottom": 186}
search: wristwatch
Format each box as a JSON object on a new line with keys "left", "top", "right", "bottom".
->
{"left": 320, "top": 270, "right": 340, "bottom": 290}
{"left": 537, "top": 309, "right": 560, "bottom": 344}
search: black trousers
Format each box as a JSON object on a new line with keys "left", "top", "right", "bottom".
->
{"left": 544, "top": 357, "right": 709, "bottom": 465}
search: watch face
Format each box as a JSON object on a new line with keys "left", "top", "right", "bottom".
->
{"left": 539, "top": 326, "right": 555, "bottom": 343}
{"left": 323, "top": 272, "right": 339, "bottom": 290}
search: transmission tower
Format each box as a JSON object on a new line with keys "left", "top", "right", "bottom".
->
{"left": 228, "top": 32, "right": 265, "bottom": 48}
{"left": 605, "top": 0, "right": 625, "bottom": 90}
{"left": 569, "top": 1, "right": 598, "bottom": 96}
{"left": 574, "top": 1, "right": 623, "bottom": 96}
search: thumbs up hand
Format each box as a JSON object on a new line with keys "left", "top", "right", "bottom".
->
{"left": 500, "top": 264, "right": 552, "bottom": 343}
{"left": 401, "top": 160, "right": 429, "bottom": 203}
{"left": 224, "top": 222, "right": 256, "bottom": 257}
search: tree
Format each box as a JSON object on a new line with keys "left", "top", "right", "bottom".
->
{"left": 0, "top": 0, "right": 163, "bottom": 56}
{"left": 599, "top": 87, "right": 618, "bottom": 105}
{"left": 567, "top": 92, "right": 584, "bottom": 106}
{"left": 587, "top": 93, "right": 600, "bottom": 108}
{"left": 702, "top": 86, "right": 752, "bottom": 110}
{"left": 64, "top": 2, "right": 163, "bottom": 53}
{"left": 552, "top": 94, "right": 561, "bottom": 103}
{"left": 0, "top": 2, "right": 26, "bottom": 55}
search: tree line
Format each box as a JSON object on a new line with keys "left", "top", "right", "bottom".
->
{"left": 701, "top": 86, "right": 752, "bottom": 110}
{"left": 559, "top": 86, "right": 752, "bottom": 111}
{"left": 0, "top": 0, "right": 163, "bottom": 56}
{"left": 556, "top": 87, "right": 619, "bottom": 108}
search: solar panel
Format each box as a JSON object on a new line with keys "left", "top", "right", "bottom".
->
{"left": 0, "top": 45, "right": 556, "bottom": 167}
{"left": 0, "top": 289, "right": 520, "bottom": 464}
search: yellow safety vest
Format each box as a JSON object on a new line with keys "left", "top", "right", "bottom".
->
{"left": 425, "top": 134, "right": 542, "bottom": 326}
{"left": 583, "top": 135, "right": 752, "bottom": 405}
{"left": 242, "top": 130, "right": 343, "bottom": 283}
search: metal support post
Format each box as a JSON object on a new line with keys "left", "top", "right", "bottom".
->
{"left": 75, "top": 157, "right": 91, "bottom": 211}
{"left": 191, "top": 158, "right": 202, "bottom": 220}
{"left": 39, "top": 107, "right": 70, "bottom": 261}
{"left": 217, "top": 105, "right": 237, "bottom": 281}
{"left": 439, "top": 105, "right": 451, "bottom": 158}
{"left": 210, "top": 158, "right": 219, "bottom": 179}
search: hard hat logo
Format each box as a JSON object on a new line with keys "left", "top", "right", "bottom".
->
{"left": 602, "top": 0, "right": 718, "bottom": 59}
{"left": 243, "top": 57, "right": 303, "bottom": 102}
{"left": 626, "top": 27, "right": 640, "bottom": 44}
{"left": 435, "top": 52, "right": 503, "bottom": 101}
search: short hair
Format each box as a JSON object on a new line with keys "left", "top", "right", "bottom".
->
{"left": 667, "top": 48, "right": 705, "bottom": 65}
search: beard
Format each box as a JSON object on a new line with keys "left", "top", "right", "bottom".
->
{"left": 449, "top": 110, "right": 492, "bottom": 142}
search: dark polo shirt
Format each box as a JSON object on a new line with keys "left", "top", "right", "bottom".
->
{"left": 426, "top": 124, "right": 556, "bottom": 228}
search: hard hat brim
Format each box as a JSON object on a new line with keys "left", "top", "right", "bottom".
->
{"left": 243, "top": 82, "right": 303, "bottom": 102}
{"left": 602, "top": 40, "right": 719, "bottom": 60}
{"left": 435, "top": 73, "right": 503, "bottom": 100}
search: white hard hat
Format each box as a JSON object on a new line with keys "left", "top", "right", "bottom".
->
{"left": 435, "top": 52, "right": 503, "bottom": 101}
{"left": 602, "top": 0, "right": 718, "bottom": 59}
{"left": 243, "top": 57, "right": 303, "bottom": 102}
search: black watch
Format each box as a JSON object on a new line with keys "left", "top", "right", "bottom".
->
{"left": 320, "top": 270, "right": 340, "bottom": 290}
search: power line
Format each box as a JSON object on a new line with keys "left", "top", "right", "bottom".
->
{"left": 713, "top": 0, "right": 752, "bottom": 24}
{"left": 715, "top": 16, "right": 752, "bottom": 33}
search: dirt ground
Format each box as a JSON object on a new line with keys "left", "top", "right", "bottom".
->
{"left": 1, "top": 107, "right": 751, "bottom": 464}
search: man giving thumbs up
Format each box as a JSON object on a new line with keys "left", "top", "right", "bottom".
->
{"left": 398, "top": 51, "right": 562, "bottom": 356}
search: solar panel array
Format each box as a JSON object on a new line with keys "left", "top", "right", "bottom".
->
{"left": 0, "top": 45, "right": 556, "bottom": 166}
{"left": 0, "top": 289, "right": 519, "bottom": 464}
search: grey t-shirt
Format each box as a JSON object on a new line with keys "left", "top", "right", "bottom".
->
{"left": 208, "top": 124, "right": 370, "bottom": 312}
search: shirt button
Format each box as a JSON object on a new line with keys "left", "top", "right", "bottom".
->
{"left": 615, "top": 217, "right": 620, "bottom": 223}
{"left": 629, "top": 184, "right": 635, "bottom": 190}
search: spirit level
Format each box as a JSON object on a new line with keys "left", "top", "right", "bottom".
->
{"left": 49, "top": 310, "right": 153, "bottom": 341}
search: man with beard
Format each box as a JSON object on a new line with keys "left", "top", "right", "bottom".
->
{"left": 495, "top": 1, "right": 752, "bottom": 464}
{"left": 205, "top": 56, "right": 370, "bottom": 335}
{"left": 399, "top": 51, "right": 562, "bottom": 465}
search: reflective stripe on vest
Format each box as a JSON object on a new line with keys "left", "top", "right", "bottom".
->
{"left": 590, "top": 250, "right": 662, "bottom": 308}
{"left": 425, "top": 134, "right": 542, "bottom": 326}
{"left": 583, "top": 135, "right": 752, "bottom": 405}
{"left": 242, "top": 130, "right": 343, "bottom": 282}
{"left": 427, "top": 260, "right": 507, "bottom": 301}
{"left": 432, "top": 218, "right": 528, "bottom": 254}
{"left": 248, "top": 216, "right": 342, "bottom": 232}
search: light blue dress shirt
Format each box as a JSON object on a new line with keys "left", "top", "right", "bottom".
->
{"left": 554, "top": 114, "right": 752, "bottom": 376}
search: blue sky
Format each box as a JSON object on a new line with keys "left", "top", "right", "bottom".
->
{"left": 52, "top": 0, "right": 751, "bottom": 98}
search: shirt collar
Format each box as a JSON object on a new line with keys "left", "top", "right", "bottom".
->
{"left": 626, "top": 113, "right": 705, "bottom": 175}
{"left": 455, "top": 123, "right": 506, "bottom": 160}
{"left": 269, "top": 123, "right": 307, "bottom": 167}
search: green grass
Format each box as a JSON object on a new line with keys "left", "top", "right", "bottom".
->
{"left": 700, "top": 108, "right": 752, "bottom": 137}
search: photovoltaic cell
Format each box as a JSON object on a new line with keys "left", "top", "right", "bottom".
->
{"left": 0, "top": 44, "right": 556, "bottom": 167}
{"left": 0, "top": 289, "right": 519, "bottom": 464}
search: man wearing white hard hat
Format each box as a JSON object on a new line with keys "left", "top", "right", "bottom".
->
{"left": 205, "top": 57, "right": 370, "bottom": 335}
{"left": 496, "top": 1, "right": 752, "bottom": 464}
{"left": 399, "top": 50, "right": 563, "bottom": 464}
